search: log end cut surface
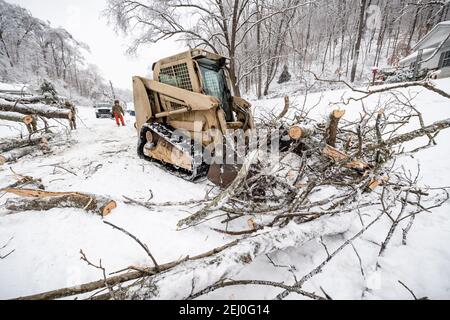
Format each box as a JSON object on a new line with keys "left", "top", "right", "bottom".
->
{"left": 101, "top": 201, "right": 117, "bottom": 217}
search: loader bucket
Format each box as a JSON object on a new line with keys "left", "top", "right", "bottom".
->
{"left": 207, "top": 164, "right": 242, "bottom": 188}
{"left": 132, "top": 76, "right": 154, "bottom": 133}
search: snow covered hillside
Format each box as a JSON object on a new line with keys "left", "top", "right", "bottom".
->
{"left": 1, "top": 79, "right": 450, "bottom": 300}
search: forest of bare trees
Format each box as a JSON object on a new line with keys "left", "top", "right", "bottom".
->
{"left": 0, "top": 0, "right": 128, "bottom": 102}
{"left": 106, "top": 0, "right": 450, "bottom": 98}
{"left": 2, "top": 0, "right": 449, "bottom": 100}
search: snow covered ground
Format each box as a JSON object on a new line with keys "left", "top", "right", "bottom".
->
{"left": 1, "top": 80, "right": 450, "bottom": 300}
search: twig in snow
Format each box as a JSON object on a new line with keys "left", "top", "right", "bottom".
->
{"left": 266, "top": 254, "right": 293, "bottom": 270}
{"left": 147, "top": 189, "right": 154, "bottom": 202}
{"left": 320, "top": 286, "right": 333, "bottom": 300}
{"left": 319, "top": 236, "right": 331, "bottom": 259}
{"left": 39, "top": 162, "right": 77, "bottom": 176}
{"left": 123, "top": 196, "right": 209, "bottom": 210}
{"left": 103, "top": 221, "right": 159, "bottom": 270}
{"left": 187, "top": 279, "right": 327, "bottom": 301}
{"left": 398, "top": 280, "right": 418, "bottom": 300}
{"left": 402, "top": 215, "right": 416, "bottom": 246}
{"left": 350, "top": 243, "right": 365, "bottom": 278}
{"left": 275, "top": 211, "right": 385, "bottom": 300}
{"left": 0, "top": 237, "right": 15, "bottom": 259}
{"left": 80, "top": 250, "right": 116, "bottom": 300}
{"left": 75, "top": 114, "right": 90, "bottom": 129}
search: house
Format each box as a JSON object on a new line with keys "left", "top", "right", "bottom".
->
{"left": 399, "top": 21, "right": 450, "bottom": 79}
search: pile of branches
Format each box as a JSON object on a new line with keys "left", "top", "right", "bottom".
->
{"left": 0, "top": 93, "right": 76, "bottom": 135}
{"left": 13, "top": 85, "right": 450, "bottom": 300}
{"left": 177, "top": 95, "right": 450, "bottom": 233}
{"left": 0, "top": 93, "right": 78, "bottom": 167}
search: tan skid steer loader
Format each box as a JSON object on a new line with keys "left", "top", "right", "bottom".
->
{"left": 132, "top": 49, "right": 255, "bottom": 187}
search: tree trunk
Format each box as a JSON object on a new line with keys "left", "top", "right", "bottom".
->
{"left": 256, "top": 0, "right": 263, "bottom": 99}
{"left": 288, "top": 125, "right": 315, "bottom": 140}
{"left": 0, "top": 111, "right": 33, "bottom": 125}
{"left": 338, "top": 0, "right": 347, "bottom": 74}
{"left": 0, "top": 133, "right": 54, "bottom": 153}
{"left": 0, "top": 99, "right": 72, "bottom": 120}
{"left": 3, "top": 188, "right": 117, "bottom": 217}
{"left": 406, "top": 6, "right": 420, "bottom": 50}
{"left": 0, "top": 146, "right": 47, "bottom": 165}
{"left": 303, "top": 7, "right": 312, "bottom": 70}
{"left": 0, "top": 94, "right": 47, "bottom": 104}
{"left": 322, "top": 33, "right": 332, "bottom": 73}
{"left": 326, "top": 110, "right": 346, "bottom": 147}
{"left": 351, "top": 0, "right": 368, "bottom": 82}
{"left": 374, "top": 10, "right": 388, "bottom": 66}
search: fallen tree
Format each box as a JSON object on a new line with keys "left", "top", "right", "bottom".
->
{"left": 0, "top": 99, "right": 72, "bottom": 120}
{"left": 2, "top": 188, "right": 117, "bottom": 217}
{"left": 13, "top": 240, "right": 240, "bottom": 300}
{"left": 365, "top": 118, "right": 450, "bottom": 152}
{"left": 0, "top": 94, "right": 47, "bottom": 104}
{"left": 0, "top": 111, "right": 33, "bottom": 125}
{"left": 13, "top": 212, "right": 355, "bottom": 300}
{"left": 0, "top": 98, "right": 72, "bottom": 163}
{"left": 0, "top": 146, "right": 47, "bottom": 166}
{"left": 0, "top": 133, "right": 54, "bottom": 153}
{"left": 119, "top": 212, "right": 358, "bottom": 300}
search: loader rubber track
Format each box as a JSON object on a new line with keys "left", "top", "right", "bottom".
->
{"left": 138, "top": 122, "right": 209, "bottom": 182}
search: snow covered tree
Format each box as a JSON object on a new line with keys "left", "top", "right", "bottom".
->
{"left": 278, "top": 65, "right": 292, "bottom": 84}
{"left": 40, "top": 79, "right": 58, "bottom": 102}
{"left": 105, "top": 0, "right": 309, "bottom": 97}
{"left": 0, "top": 0, "right": 129, "bottom": 102}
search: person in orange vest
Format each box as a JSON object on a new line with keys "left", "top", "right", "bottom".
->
{"left": 112, "top": 100, "right": 125, "bottom": 127}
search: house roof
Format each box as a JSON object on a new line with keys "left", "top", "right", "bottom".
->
{"left": 413, "top": 21, "right": 450, "bottom": 51}
{"left": 399, "top": 21, "right": 450, "bottom": 67}
{"left": 399, "top": 48, "right": 436, "bottom": 66}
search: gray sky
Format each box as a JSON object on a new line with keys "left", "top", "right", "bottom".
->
{"left": 9, "top": 0, "right": 186, "bottom": 90}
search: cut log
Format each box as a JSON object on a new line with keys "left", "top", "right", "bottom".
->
{"left": 323, "top": 145, "right": 369, "bottom": 171}
{"left": 0, "top": 133, "right": 53, "bottom": 153}
{"left": 0, "top": 94, "right": 46, "bottom": 104}
{"left": 326, "top": 109, "right": 346, "bottom": 147}
{"left": 368, "top": 175, "right": 389, "bottom": 191}
{"left": 288, "top": 125, "right": 315, "bottom": 140}
{"left": 27, "top": 116, "right": 38, "bottom": 134}
{"left": 0, "top": 146, "right": 46, "bottom": 165}
{"left": 2, "top": 188, "right": 117, "bottom": 217}
{"left": 0, "top": 99, "right": 72, "bottom": 120}
{"left": 0, "top": 111, "right": 33, "bottom": 125}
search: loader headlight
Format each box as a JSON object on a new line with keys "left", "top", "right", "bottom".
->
{"left": 192, "top": 49, "right": 205, "bottom": 58}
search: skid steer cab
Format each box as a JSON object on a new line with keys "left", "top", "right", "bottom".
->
{"left": 133, "top": 49, "right": 256, "bottom": 187}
